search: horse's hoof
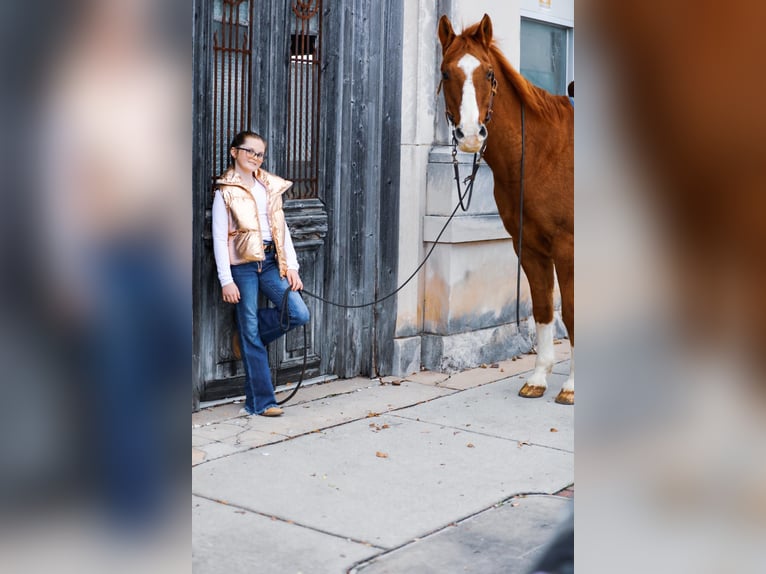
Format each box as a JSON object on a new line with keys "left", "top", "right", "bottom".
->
{"left": 555, "top": 389, "right": 574, "bottom": 405}
{"left": 519, "top": 383, "right": 546, "bottom": 398}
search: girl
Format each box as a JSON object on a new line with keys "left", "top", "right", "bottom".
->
{"left": 212, "top": 131, "right": 310, "bottom": 416}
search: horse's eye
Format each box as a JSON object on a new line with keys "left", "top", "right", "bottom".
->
{"left": 442, "top": 71, "right": 449, "bottom": 80}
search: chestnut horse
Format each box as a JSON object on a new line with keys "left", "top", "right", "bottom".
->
{"left": 438, "top": 14, "right": 574, "bottom": 404}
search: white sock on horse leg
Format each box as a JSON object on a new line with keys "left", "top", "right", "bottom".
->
{"left": 527, "top": 321, "right": 555, "bottom": 388}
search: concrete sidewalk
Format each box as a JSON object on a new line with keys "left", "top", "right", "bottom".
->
{"left": 192, "top": 341, "right": 573, "bottom": 574}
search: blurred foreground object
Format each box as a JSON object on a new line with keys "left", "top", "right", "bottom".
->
{"left": 591, "top": 0, "right": 766, "bottom": 380}
{"left": 0, "top": 0, "right": 188, "bottom": 572}
{"left": 577, "top": 1, "right": 766, "bottom": 572}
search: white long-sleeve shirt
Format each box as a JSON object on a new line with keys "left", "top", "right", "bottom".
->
{"left": 212, "top": 181, "right": 299, "bottom": 287}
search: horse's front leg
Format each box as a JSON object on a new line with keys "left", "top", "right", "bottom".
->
{"left": 517, "top": 253, "right": 556, "bottom": 399}
{"left": 519, "top": 321, "right": 557, "bottom": 398}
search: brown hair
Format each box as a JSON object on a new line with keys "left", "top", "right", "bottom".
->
{"left": 229, "top": 130, "right": 267, "bottom": 158}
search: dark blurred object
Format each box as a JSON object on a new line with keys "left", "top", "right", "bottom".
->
{"left": 528, "top": 504, "right": 573, "bottom": 574}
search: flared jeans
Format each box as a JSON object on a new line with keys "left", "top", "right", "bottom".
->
{"left": 230, "top": 251, "right": 310, "bottom": 414}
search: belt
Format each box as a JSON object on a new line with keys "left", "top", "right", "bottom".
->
{"left": 263, "top": 242, "right": 275, "bottom": 252}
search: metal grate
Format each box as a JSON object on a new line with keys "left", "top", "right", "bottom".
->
{"left": 285, "top": 1, "right": 323, "bottom": 200}
{"left": 212, "top": 0, "right": 252, "bottom": 177}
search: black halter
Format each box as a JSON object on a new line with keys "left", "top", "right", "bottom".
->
{"left": 439, "top": 67, "right": 498, "bottom": 211}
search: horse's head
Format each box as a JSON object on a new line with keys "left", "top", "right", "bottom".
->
{"left": 438, "top": 14, "right": 497, "bottom": 153}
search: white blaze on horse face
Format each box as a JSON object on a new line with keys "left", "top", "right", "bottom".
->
{"left": 456, "top": 54, "right": 484, "bottom": 151}
{"left": 525, "top": 321, "right": 556, "bottom": 390}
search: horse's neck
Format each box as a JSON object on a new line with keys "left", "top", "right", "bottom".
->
{"left": 482, "top": 90, "right": 525, "bottom": 187}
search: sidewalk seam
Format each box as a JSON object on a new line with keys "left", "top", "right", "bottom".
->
{"left": 346, "top": 491, "right": 572, "bottom": 574}
{"left": 389, "top": 413, "right": 574, "bottom": 454}
{"left": 193, "top": 492, "right": 388, "bottom": 551}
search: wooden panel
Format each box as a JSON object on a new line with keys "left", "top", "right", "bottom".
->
{"left": 318, "top": 0, "right": 403, "bottom": 379}
{"left": 374, "top": 0, "right": 404, "bottom": 375}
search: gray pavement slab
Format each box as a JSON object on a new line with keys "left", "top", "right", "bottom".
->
{"left": 402, "top": 370, "right": 451, "bottom": 386}
{"left": 433, "top": 364, "right": 512, "bottom": 390}
{"left": 193, "top": 495, "right": 378, "bottom": 574}
{"left": 552, "top": 361, "right": 571, "bottom": 376}
{"left": 192, "top": 381, "right": 456, "bottom": 466}
{"left": 192, "top": 403, "right": 571, "bottom": 549}
{"left": 352, "top": 494, "right": 572, "bottom": 574}
{"left": 394, "top": 371, "right": 573, "bottom": 452}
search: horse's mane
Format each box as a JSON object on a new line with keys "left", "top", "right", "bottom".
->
{"left": 458, "top": 23, "right": 570, "bottom": 121}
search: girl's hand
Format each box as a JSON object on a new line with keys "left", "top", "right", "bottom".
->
{"left": 286, "top": 269, "right": 303, "bottom": 291}
{"left": 221, "top": 282, "right": 240, "bottom": 304}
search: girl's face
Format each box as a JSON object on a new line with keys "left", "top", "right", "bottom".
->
{"left": 231, "top": 136, "right": 266, "bottom": 175}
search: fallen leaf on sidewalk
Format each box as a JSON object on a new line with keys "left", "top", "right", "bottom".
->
{"left": 375, "top": 451, "right": 389, "bottom": 458}
{"left": 517, "top": 441, "right": 530, "bottom": 448}
{"left": 490, "top": 363, "right": 499, "bottom": 368}
{"left": 550, "top": 427, "right": 559, "bottom": 433}
{"left": 192, "top": 448, "right": 206, "bottom": 465}
{"left": 466, "top": 443, "right": 475, "bottom": 448}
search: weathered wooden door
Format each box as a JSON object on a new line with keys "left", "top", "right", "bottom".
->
{"left": 193, "top": 0, "right": 403, "bottom": 408}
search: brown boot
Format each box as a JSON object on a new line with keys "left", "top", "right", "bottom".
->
{"left": 260, "top": 407, "right": 283, "bottom": 417}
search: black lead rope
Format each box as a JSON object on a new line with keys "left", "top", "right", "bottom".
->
{"left": 452, "top": 135, "right": 486, "bottom": 212}
{"left": 273, "top": 146, "right": 485, "bottom": 404}
{"left": 299, "top": 149, "right": 483, "bottom": 310}
{"left": 275, "top": 110, "right": 524, "bottom": 404}
{"left": 275, "top": 288, "right": 307, "bottom": 406}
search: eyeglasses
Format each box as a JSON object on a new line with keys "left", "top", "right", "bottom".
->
{"left": 235, "top": 147, "right": 266, "bottom": 159}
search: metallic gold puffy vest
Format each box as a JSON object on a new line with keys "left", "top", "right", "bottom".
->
{"left": 214, "top": 168, "right": 293, "bottom": 277}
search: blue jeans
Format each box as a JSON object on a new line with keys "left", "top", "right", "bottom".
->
{"left": 230, "top": 251, "right": 310, "bottom": 414}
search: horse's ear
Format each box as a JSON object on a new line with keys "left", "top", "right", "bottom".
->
{"left": 438, "top": 15, "right": 455, "bottom": 54}
{"left": 475, "top": 13, "right": 493, "bottom": 47}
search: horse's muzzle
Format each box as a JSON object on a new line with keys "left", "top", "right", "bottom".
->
{"left": 457, "top": 135, "right": 484, "bottom": 153}
{"left": 455, "top": 123, "right": 487, "bottom": 153}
